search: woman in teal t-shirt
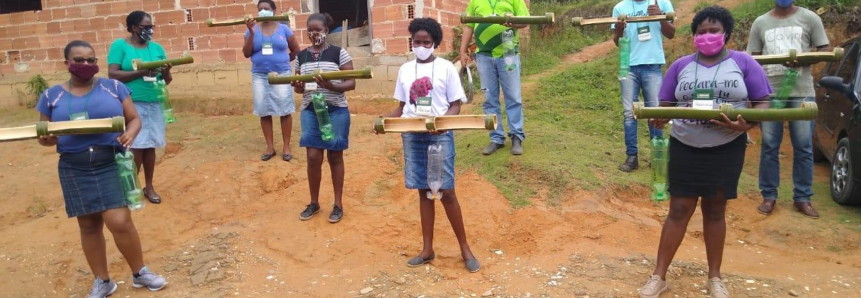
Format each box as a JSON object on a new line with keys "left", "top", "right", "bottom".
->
{"left": 108, "top": 10, "right": 173, "bottom": 205}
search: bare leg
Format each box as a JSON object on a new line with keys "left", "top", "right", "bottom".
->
{"left": 439, "top": 189, "right": 476, "bottom": 261}
{"left": 701, "top": 195, "right": 728, "bottom": 279}
{"left": 102, "top": 208, "right": 145, "bottom": 273}
{"left": 141, "top": 148, "right": 158, "bottom": 198}
{"left": 260, "top": 116, "right": 275, "bottom": 154}
{"left": 280, "top": 115, "right": 293, "bottom": 156}
{"left": 77, "top": 213, "right": 110, "bottom": 280}
{"left": 306, "top": 148, "right": 324, "bottom": 206}
{"left": 327, "top": 150, "right": 344, "bottom": 208}
{"left": 652, "top": 196, "right": 698, "bottom": 279}
{"left": 417, "top": 190, "right": 435, "bottom": 259}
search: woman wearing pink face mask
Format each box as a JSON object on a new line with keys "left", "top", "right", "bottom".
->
{"left": 637, "top": 7, "right": 772, "bottom": 298}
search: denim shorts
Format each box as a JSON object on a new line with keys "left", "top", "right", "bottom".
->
{"left": 299, "top": 105, "right": 350, "bottom": 151}
{"left": 58, "top": 147, "right": 128, "bottom": 217}
{"left": 252, "top": 71, "right": 295, "bottom": 117}
{"left": 402, "top": 131, "right": 456, "bottom": 190}
{"left": 131, "top": 102, "right": 166, "bottom": 149}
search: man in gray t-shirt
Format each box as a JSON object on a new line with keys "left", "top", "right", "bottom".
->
{"left": 746, "top": 0, "right": 830, "bottom": 219}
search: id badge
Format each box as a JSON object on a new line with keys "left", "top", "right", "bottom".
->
{"left": 637, "top": 26, "right": 652, "bottom": 42}
{"left": 262, "top": 43, "right": 274, "bottom": 55}
{"left": 416, "top": 97, "right": 433, "bottom": 116}
{"left": 143, "top": 76, "right": 156, "bottom": 82}
{"left": 692, "top": 89, "right": 714, "bottom": 110}
{"left": 306, "top": 82, "right": 318, "bottom": 91}
{"left": 70, "top": 112, "right": 89, "bottom": 121}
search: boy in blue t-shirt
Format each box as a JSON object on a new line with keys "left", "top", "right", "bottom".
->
{"left": 611, "top": 0, "right": 675, "bottom": 172}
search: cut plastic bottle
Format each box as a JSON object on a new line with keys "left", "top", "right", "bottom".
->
{"left": 771, "top": 68, "right": 800, "bottom": 109}
{"left": 618, "top": 37, "right": 631, "bottom": 80}
{"left": 158, "top": 80, "right": 176, "bottom": 123}
{"left": 502, "top": 30, "right": 517, "bottom": 72}
{"left": 426, "top": 143, "right": 445, "bottom": 200}
{"left": 115, "top": 151, "right": 144, "bottom": 211}
{"left": 650, "top": 136, "right": 669, "bottom": 202}
{"left": 312, "top": 92, "right": 334, "bottom": 141}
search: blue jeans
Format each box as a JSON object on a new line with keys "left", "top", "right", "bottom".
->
{"left": 759, "top": 97, "right": 814, "bottom": 202}
{"left": 621, "top": 64, "right": 663, "bottom": 156}
{"left": 476, "top": 53, "right": 525, "bottom": 144}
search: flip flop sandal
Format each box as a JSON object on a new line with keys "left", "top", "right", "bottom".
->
{"left": 282, "top": 153, "right": 293, "bottom": 162}
{"left": 407, "top": 253, "right": 435, "bottom": 267}
{"left": 261, "top": 151, "right": 277, "bottom": 161}
{"left": 144, "top": 192, "right": 162, "bottom": 204}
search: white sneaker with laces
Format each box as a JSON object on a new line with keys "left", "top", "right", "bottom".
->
{"left": 639, "top": 274, "right": 668, "bottom": 298}
{"left": 708, "top": 277, "right": 731, "bottom": 298}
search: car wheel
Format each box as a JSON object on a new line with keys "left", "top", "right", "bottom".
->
{"left": 831, "top": 138, "right": 861, "bottom": 205}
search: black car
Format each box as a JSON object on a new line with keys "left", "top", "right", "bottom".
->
{"left": 813, "top": 38, "right": 861, "bottom": 205}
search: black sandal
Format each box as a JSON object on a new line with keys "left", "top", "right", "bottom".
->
{"left": 261, "top": 151, "right": 277, "bottom": 161}
{"left": 282, "top": 153, "right": 293, "bottom": 162}
{"left": 407, "top": 253, "right": 435, "bottom": 267}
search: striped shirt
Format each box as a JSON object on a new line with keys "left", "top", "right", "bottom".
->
{"left": 295, "top": 45, "right": 352, "bottom": 111}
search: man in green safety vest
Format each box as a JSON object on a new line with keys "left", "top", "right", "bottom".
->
{"left": 461, "top": 0, "right": 530, "bottom": 156}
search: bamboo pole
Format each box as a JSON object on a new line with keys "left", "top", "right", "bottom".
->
{"left": 460, "top": 12, "right": 555, "bottom": 24}
{"left": 753, "top": 47, "right": 844, "bottom": 65}
{"left": 571, "top": 12, "right": 675, "bottom": 26}
{"left": 0, "top": 117, "right": 125, "bottom": 143}
{"left": 268, "top": 67, "right": 374, "bottom": 84}
{"left": 205, "top": 13, "right": 291, "bottom": 27}
{"left": 374, "top": 115, "right": 497, "bottom": 134}
{"left": 132, "top": 55, "right": 194, "bottom": 70}
{"left": 632, "top": 102, "right": 818, "bottom": 121}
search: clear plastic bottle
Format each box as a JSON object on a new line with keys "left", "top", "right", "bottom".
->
{"left": 312, "top": 92, "right": 334, "bottom": 141}
{"left": 618, "top": 37, "right": 631, "bottom": 80}
{"left": 771, "top": 68, "right": 799, "bottom": 109}
{"left": 115, "top": 151, "right": 144, "bottom": 211}
{"left": 502, "top": 30, "right": 517, "bottom": 72}
{"left": 650, "top": 136, "right": 669, "bottom": 202}
{"left": 426, "top": 143, "right": 445, "bottom": 200}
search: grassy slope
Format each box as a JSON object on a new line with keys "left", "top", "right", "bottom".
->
{"left": 457, "top": 0, "right": 861, "bottom": 214}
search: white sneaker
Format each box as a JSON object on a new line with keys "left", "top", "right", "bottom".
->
{"left": 708, "top": 277, "right": 730, "bottom": 298}
{"left": 639, "top": 274, "right": 668, "bottom": 298}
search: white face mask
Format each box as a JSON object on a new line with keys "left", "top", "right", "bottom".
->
{"left": 258, "top": 9, "right": 274, "bottom": 17}
{"left": 413, "top": 44, "right": 435, "bottom": 60}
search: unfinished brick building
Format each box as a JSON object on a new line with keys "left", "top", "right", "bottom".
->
{"left": 0, "top": 0, "right": 531, "bottom": 106}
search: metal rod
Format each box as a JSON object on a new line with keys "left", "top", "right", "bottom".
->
{"left": 132, "top": 55, "right": 194, "bottom": 70}
{"left": 632, "top": 102, "right": 818, "bottom": 121}
{"left": 0, "top": 117, "right": 125, "bottom": 143}
{"left": 572, "top": 12, "right": 675, "bottom": 26}
{"left": 753, "top": 47, "right": 844, "bottom": 65}
{"left": 460, "top": 12, "right": 555, "bottom": 24}
{"left": 205, "top": 13, "right": 291, "bottom": 27}
{"left": 374, "top": 115, "right": 497, "bottom": 134}
{"left": 268, "top": 67, "right": 374, "bottom": 84}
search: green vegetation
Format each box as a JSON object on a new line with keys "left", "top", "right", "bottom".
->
{"left": 23, "top": 75, "right": 48, "bottom": 108}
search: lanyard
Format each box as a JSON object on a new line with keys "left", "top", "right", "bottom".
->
{"left": 415, "top": 59, "right": 436, "bottom": 84}
{"left": 67, "top": 78, "right": 96, "bottom": 119}
{"left": 487, "top": 0, "right": 498, "bottom": 14}
{"left": 304, "top": 46, "right": 328, "bottom": 72}
{"left": 132, "top": 40, "right": 152, "bottom": 62}
{"left": 631, "top": 0, "right": 650, "bottom": 29}
{"left": 694, "top": 50, "right": 728, "bottom": 90}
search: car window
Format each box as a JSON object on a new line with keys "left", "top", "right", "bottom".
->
{"left": 837, "top": 44, "right": 858, "bottom": 84}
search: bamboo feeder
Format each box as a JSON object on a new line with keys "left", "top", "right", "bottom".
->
{"left": 753, "top": 48, "right": 844, "bottom": 65}
{"left": 132, "top": 55, "right": 194, "bottom": 70}
{"left": 268, "top": 67, "right": 374, "bottom": 85}
{"left": 460, "top": 12, "right": 556, "bottom": 24}
{"left": 632, "top": 102, "right": 818, "bottom": 121}
{"left": 571, "top": 12, "right": 675, "bottom": 26}
{"left": 0, "top": 117, "right": 125, "bottom": 143}
{"left": 205, "top": 13, "right": 291, "bottom": 27}
{"left": 374, "top": 115, "right": 497, "bottom": 134}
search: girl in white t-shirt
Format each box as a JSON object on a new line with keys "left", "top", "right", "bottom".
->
{"left": 377, "top": 18, "right": 479, "bottom": 273}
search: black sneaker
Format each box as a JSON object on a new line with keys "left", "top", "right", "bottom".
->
{"left": 328, "top": 205, "right": 343, "bottom": 223}
{"left": 299, "top": 203, "right": 320, "bottom": 221}
{"left": 619, "top": 155, "right": 639, "bottom": 172}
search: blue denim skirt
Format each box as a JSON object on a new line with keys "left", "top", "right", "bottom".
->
{"left": 131, "top": 102, "right": 166, "bottom": 149}
{"left": 58, "top": 147, "right": 128, "bottom": 218}
{"left": 300, "top": 106, "right": 350, "bottom": 151}
{"left": 402, "top": 131, "right": 456, "bottom": 190}
{"left": 252, "top": 71, "right": 296, "bottom": 117}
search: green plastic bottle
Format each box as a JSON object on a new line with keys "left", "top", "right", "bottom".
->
{"left": 312, "top": 92, "right": 334, "bottom": 141}
{"left": 115, "top": 151, "right": 144, "bottom": 211}
{"left": 650, "top": 136, "right": 669, "bottom": 202}
{"left": 502, "top": 30, "right": 517, "bottom": 72}
{"left": 618, "top": 37, "right": 631, "bottom": 80}
{"left": 771, "top": 68, "right": 799, "bottom": 109}
{"left": 158, "top": 80, "right": 176, "bottom": 123}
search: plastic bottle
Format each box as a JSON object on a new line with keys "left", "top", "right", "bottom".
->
{"left": 618, "top": 37, "right": 631, "bottom": 81}
{"left": 312, "top": 92, "right": 334, "bottom": 141}
{"left": 771, "top": 68, "right": 799, "bottom": 109}
{"left": 115, "top": 151, "right": 144, "bottom": 211}
{"left": 158, "top": 80, "right": 176, "bottom": 123}
{"left": 426, "top": 143, "right": 445, "bottom": 200}
{"left": 650, "top": 136, "right": 669, "bottom": 202}
{"left": 502, "top": 30, "right": 517, "bottom": 72}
